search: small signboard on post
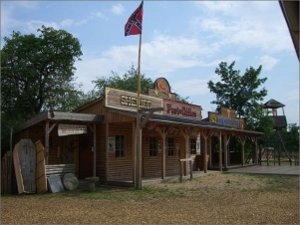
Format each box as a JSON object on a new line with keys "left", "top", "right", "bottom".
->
{"left": 58, "top": 124, "right": 87, "bottom": 136}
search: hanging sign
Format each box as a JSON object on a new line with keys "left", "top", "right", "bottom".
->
{"left": 58, "top": 124, "right": 87, "bottom": 136}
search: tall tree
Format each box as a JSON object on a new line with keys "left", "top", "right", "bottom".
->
{"left": 208, "top": 61, "right": 268, "bottom": 129}
{"left": 92, "top": 66, "right": 153, "bottom": 97}
{"left": 1, "top": 26, "right": 82, "bottom": 151}
{"left": 92, "top": 65, "right": 189, "bottom": 102}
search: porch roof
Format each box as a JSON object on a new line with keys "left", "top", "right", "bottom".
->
{"left": 148, "top": 114, "right": 263, "bottom": 136}
{"left": 105, "top": 107, "right": 263, "bottom": 136}
{"left": 15, "top": 111, "right": 103, "bottom": 133}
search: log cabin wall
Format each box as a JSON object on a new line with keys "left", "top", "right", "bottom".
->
{"left": 107, "top": 122, "right": 133, "bottom": 181}
{"left": 14, "top": 124, "right": 44, "bottom": 145}
{"left": 95, "top": 123, "right": 107, "bottom": 181}
{"left": 166, "top": 135, "right": 181, "bottom": 176}
{"left": 142, "top": 130, "right": 162, "bottom": 178}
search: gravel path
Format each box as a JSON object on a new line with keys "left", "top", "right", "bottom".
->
{"left": 1, "top": 173, "right": 299, "bottom": 224}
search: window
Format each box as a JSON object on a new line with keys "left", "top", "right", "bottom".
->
{"left": 115, "top": 135, "right": 124, "bottom": 157}
{"left": 167, "top": 138, "right": 175, "bottom": 156}
{"left": 190, "top": 138, "right": 197, "bottom": 155}
{"left": 149, "top": 137, "right": 158, "bottom": 156}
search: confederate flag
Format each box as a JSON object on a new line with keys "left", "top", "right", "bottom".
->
{"left": 124, "top": 1, "right": 143, "bottom": 36}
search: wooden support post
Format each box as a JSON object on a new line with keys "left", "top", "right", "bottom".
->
{"left": 203, "top": 135, "right": 208, "bottom": 173}
{"left": 181, "top": 129, "right": 190, "bottom": 176}
{"left": 273, "top": 148, "right": 276, "bottom": 166}
{"left": 238, "top": 137, "right": 246, "bottom": 166}
{"left": 189, "top": 160, "right": 193, "bottom": 179}
{"left": 162, "top": 132, "right": 166, "bottom": 179}
{"left": 255, "top": 137, "right": 258, "bottom": 164}
{"left": 209, "top": 136, "right": 212, "bottom": 169}
{"left": 105, "top": 121, "right": 109, "bottom": 182}
{"left": 278, "top": 146, "right": 281, "bottom": 166}
{"left": 259, "top": 147, "right": 262, "bottom": 166}
{"left": 267, "top": 148, "right": 269, "bottom": 166}
{"left": 219, "top": 131, "right": 222, "bottom": 171}
{"left": 93, "top": 124, "right": 97, "bottom": 177}
{"left": 9, "top": 128, "right": 13, "bottom": 194}
{"left": 45, "top": 121, "right": 49, "bottom": 164}
{"left": 135, "top": 113, "right": 142, "bottom": 190}
{"left": 179, "top": 161, "right": 183, "bottom": 183}
{"left": 224, "top": 134, "right": 228, "bottom": 170}
{"left": 132, "top": 121, "right": 136, "bottom": 185}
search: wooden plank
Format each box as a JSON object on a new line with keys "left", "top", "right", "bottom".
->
{"left": 45, "top": 121, "right": 49, "bottom": 164}
{"left": 13, "top": 139, "right": 36, "bottom": 194}
{"left": 13, "top": 145, "right": 24, "bottom": 194}
{"left": 35, "top": 140, "right": 47, "bottom": 193}
{"left": 219, "top": 132, "right": 222, "bottom": 171}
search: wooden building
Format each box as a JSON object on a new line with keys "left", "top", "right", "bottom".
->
{"left": 14, "top": 78, "right": 262, "bottom": 185}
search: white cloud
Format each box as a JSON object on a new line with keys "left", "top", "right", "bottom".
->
{"left": 172, "top": 78, "right": 211, "bottom": 97}
{"left": 194, "top": 1, "right": 238, "bottom": 15}
{"left": 191, "top": 1, "right": 293, "bottom": 54}
{"left": 111, "top": 4, "right": 125, "bottom": 15}
{"left": 259, "top": 55, "right": 278, "bottom": 71}
{"left": 74, "top": 34, "right": 225, "bottom": 91}
{"left": 1, "top": 2, "right": 107, "bottom": 37}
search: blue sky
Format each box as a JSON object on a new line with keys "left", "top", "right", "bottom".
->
{"left": 1, "top": 1, "right": 299, "bottom": 124}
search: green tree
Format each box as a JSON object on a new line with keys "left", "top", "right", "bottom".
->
{"left": 92, "top": 66, "right": 189, "bottom": 103}
{"left": 92, "top": 66, "right": 153, "bottom": 97}
{"left": 1, "top": 26, "right": 83, "bottom": 151}
{"left": 208, "top": 61, "right": 268, "bottom": 129}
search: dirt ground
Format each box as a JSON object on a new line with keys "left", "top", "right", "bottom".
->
{"left": 1, "top": 172, "right": 299, "bottom": 224}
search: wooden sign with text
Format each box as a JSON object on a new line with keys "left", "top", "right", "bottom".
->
{"left": 105, "top": 87, "right": 163, "bottom": 113}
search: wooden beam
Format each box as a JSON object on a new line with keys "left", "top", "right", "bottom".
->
{"left": 45, "top": 121, "right": 49, "bottom": 164}
{"left": 223, "top": 134, "right": 231, "bottom": 169}
{"left": 162, "top": 132, "right": 166, "bottom": 179}
{"left": 204, "top": 136, "right": 207, "bottom": 173}
{"left": 49, "top": 123, "right": 57, "bottom": 134}
{"left": 105, "top": 121, "right": 109, "bottom": 181}
{"left": 93, "top": 124, "right": 97, "bottom": 177}
{"left": 255, "top": 137, "right": 258, "bottom": 164}
{"left": 208, "top": 136, "right": 212, "bottom": 169}
{"left": 224, "top": 134, "right": 228, "bottom": 170}
{"left": 219, "top": 131, "right": 222, "bottom": 171}
{"left": 238, "top": 136, "right": 246, "bottom": 166}
{"left": 180, "top": 128, "right": 190, "bottom": 175}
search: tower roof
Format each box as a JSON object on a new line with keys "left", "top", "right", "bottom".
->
{"left": 264, "top": 99, "right": 285, "bottom": 108}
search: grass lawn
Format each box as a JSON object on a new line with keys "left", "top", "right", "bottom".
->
{"left": 1, "top": 172, "right": 299, "bottom": 224}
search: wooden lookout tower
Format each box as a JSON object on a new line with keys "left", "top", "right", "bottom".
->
{"left": 264, "top": 98, "right": 287, "bottom": 129}
{"left": 263, "top": 98, "right": 292, "bottom": 165}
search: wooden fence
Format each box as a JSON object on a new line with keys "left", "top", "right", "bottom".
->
{"left": 1, "top": 151, "right": 12, "bottom": 194}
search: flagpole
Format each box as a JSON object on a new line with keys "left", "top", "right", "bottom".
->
{"left": 135, "top": 33, "right": 142, "bottom": 190}
{"left": 137, "top": 34, "right": 142, "bottom": 110}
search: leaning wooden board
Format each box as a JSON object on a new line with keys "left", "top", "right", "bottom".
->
{"left": 35, "top": 140, "right": 47, "bottom": 193}
{"left": 13, "top": 139, "right": 36, "bottom": 194}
